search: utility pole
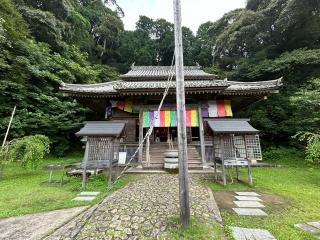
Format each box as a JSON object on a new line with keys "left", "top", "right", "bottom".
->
{"left": 173, "top": 0, "right": 190, "bottom": 226}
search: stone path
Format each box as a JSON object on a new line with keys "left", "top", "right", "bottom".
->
{"left": 72, "top": 192, "right": 101, "bottom": 201}
{"left": 47, "top": 174, "right": 221, "bottom": 240}
{"left": 295, "top": 221, "right": 320, "bottom": 239}
{"left": 231, "top": 227, "right": 276, "bottom": 240}
{"left": 232, "top": 192, "right": 268, "bottom": 216}
{"left": 231, "top": 192, "right": 276, "bottom": 239}
{"left": 0, "top": 207, "right": 88, "bottom": 240}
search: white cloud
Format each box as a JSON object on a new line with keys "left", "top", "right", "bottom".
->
{"left": 116, "top": 0, "right": 246, "bottom": 33}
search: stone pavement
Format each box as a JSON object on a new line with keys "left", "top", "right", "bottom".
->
{"left": 0, "top": 206, "right": 88, "bottom": 240}
{"left": 295, "top": 221, "right": 320, "bottom": 239}
{"left": 231, "top": 227, "right": 276, "bottom": 240}
{"left": 232, "top": 192, "right": 268, "bottom": 216}
{"left": 47, "top": 174, "right": 221, "bottom": 240}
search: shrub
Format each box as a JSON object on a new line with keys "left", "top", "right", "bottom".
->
{"left": 294, "top": 132, "right": 320, "bottom": 166}
{"left": 306, "top": 141, "right": 320, "bottom": 165}
{"left": 263, "top": 147, "right": 304, "bottom": 165}
{"left": 8, "top": 135, "right": 50, "bottom": 169}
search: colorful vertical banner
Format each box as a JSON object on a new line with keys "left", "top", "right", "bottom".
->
{"left": 208, "top": 101, "right": 218, "bottom": 117}
{"left": 160, "top": 111, "right": 165, "bottom": 127}
{"left": 143, "top": 111, "right": 149, "bottom": 128}
{"left": 201, "top": 108, "right": 209, "bottom": 118}
{"left": 116, "top": 101, "right": 125, "bottom": 110}
{"left": 165, "top": 111, "right": 171, "bottom": 127}
{"left": 191, "top": 109, "right": 199, "bottom": 127}
{"left": 154, "top": 111, "right": 160, "bottom": 127}
{"left": 186, "top": 110, "right": 192, "bottom": 127}
{"left": 217, "top": 100, "right": 226, "bottom": 117}
{"left": 203, "top": 100, "right": 233, "bottom": 118}
{"left": 142, "top": 110, "right": 199, "bottom": 128}
{"left": 124, "top": 99, "right": 133, "bottom": 113}
{"left": 224, "top": 100, "right": 233, "bottom": 117}
{"left": 170, "top": 111, "right": 177, "bottom": 127}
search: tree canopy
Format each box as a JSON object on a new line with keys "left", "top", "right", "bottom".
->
{"left": 0, "top": 0, "right": 319, "bottom": 154}
{"left": 0, "top": 0, "right": 121, "bottom": 155}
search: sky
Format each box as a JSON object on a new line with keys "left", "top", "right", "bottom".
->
{"left": 116, "top": 0, "right": 247, "bottom": 33}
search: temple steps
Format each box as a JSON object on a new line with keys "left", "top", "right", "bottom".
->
{"left": 143, "top": 144, "right": 203, "bottom": 169}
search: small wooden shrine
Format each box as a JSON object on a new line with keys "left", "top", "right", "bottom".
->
{"left": 75, "top": 121, "right": 125, "bottom": 188}
{"left": 61, "top": 66, "right": 282, "bottom": 169}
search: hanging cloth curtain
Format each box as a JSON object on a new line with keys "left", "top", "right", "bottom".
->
{"left": 224, "top": 100, "right": 233, "bottom": 117}
{"left": 142, "top": 110, "right": 199, "bottom": 128}
{"left": 203, "top": 100, "right": 233, "bottom": 118}
{"left": 208, "top": 101, "right": 218, "bottom": 117}
{"left": 217, "top": 100, "right": 226, "bottom": 117}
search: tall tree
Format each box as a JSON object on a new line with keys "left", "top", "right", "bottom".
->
{"left": 0, "top": 0, "right": 119, "bottom": 155}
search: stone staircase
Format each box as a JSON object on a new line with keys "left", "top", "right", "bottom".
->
{"left": 143, "top": 144, "right": 203, "bottom": 169}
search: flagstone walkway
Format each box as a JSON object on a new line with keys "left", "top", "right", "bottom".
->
{"left": 0, "top": 206, "right": 88, "bottom": 240}
{"left": 295, "top": 221, "right": 320, "bottom": 239}
{"left": 47, "top": 174, "right": 221, "bottom": 240}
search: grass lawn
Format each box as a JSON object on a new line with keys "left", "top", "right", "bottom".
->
{"left": 163, "top": 217, "right": 224, "bottom": 240}
{"left": 0, "top": 152, "right": 135, "bottom": 219}
{"left": 208, "top": 150, "right": 320, "bottom": 240}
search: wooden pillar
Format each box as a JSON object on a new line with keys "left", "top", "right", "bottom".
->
{"left": 244, "top": 135, "right": 253, "bottom": 185}
{"left": 220, "top": 135, "right": 227, "bottom": 186}
{"left": 174, "top": 0, "right": 190, "bottom": 226}
{"left": 138, "top": 109, "right": 144, "bottom": 164}
{"left": 213, "top": 136, "right": 217, "bottom": 181}
{"left": 198, "top": 106, "right": 206, "bottom": 166}
{"left": 108, "top": 139, "right": 113, "bottom": 188}
{"left": 146, "top": 135, "right": 150, "bottom": 167}
{"left": 82, "top": 139, "right": 90, "bottom": 190}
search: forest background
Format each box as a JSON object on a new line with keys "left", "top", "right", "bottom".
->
{"left": 0, "top": 0, "right": 319, "bottom": 156}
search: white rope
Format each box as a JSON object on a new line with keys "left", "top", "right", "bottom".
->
{"left": 70, "top": 56, "right": 176, "bottom": 238}
{"left": 110, "top": 55, "right": 176, "bottom": 187}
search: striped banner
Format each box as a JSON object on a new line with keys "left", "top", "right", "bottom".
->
{"left": 204, "top": 100, "right": 233, "bottom": 118}
{"left": 217, "top": 100, "right": 226, "bottom": 117}
{"left": 191, "top": 109, "right": 199, "bottom": 127}
{"left": 142, "top": 110, "right": 199, "bottom": 128}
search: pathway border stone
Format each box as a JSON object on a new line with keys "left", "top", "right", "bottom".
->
{"left": 231, "top": 227, "right": 276, "bottom": 240}
{"left": 79, "top": 192, "right": 100, "bottom": 196}
{"left": 235, "top": 196, "right": 262, "bottom": 201}
{"left": 235, "top": 192, "right": 261, "bottom": 196}
{"left": 234, "top": 201, "right": 265, "bottom": 208}
{"left": 295, "top": 221, "right": 320, "bottom": 239}
{"left": 232, "top": 208, "right": 268, "bottom": 216}
{"left": 47, "top": 174, "right": 220, "bottom": 240}
{"left": 72, "top": 196, "right": 96, "bottom": 201}
{"left": 0, "top": 206, "right": 88, "bottom": 240}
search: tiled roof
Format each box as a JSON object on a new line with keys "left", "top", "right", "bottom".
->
{"left": 60, "top": 78, "right": 282, "bottom": 97}
{"left": 226, "top": 79, "right": 282, "bottom": 91}
{"left": 207, "top": 119, "right": 259, "bottom": 133}
{"left": 120, "top": 66, "right": 216, "bottom": 80}
{"left": 76, "top": 121, "right": 125, "bottom": 137}
{"left": 60, "top": 81, "right": 120, "bottom": 94}
{"left": 115, "top": 80, "right": 229, "bottom": 90}
{"left": 60, "top": 65, "right": 282, "bottom": 97}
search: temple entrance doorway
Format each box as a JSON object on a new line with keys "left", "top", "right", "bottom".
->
{"left": 153, "top": 127, "right": 177, "bottom": 143}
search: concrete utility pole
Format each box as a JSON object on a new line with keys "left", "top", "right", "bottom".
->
{"left": 173, "top": 0, "right": 190, "bottom": 226}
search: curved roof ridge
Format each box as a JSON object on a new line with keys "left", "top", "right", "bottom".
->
{"left": 227, "top": 77, "right": 283, "bottom": 86}
{"left": 61, "top": 80, "right": 122, "bottom": 88}
{"left": 131, "top": 66, "right": 201, "bottom": 70}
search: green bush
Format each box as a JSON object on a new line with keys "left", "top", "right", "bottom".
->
{"left": 263, "top": 147, "right": 304, "bottom": 165}
{"left": 8, "top": 135, "right": 50, "bottom": 169}
{"left": 306, "top": 141, "right": 320, "bottom": 165}
{"left": 294, "top": 132, "right": 320, "bottom": 166}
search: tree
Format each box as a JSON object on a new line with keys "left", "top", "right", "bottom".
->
{"left": 0, "top": 0, "right": 119, "bottom": 155}
{"left": 118, "top": 16, "right": 197, "bottom": 69}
